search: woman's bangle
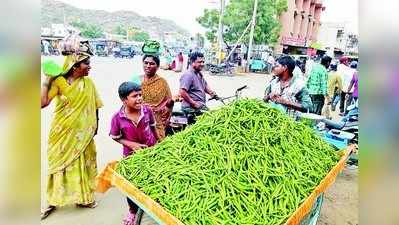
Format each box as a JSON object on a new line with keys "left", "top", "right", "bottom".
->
{"left": 42, "top": 82, "right": 50, "bottom": 88}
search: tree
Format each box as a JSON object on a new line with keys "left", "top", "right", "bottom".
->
{"left": 130, "top": 31, "right": 150, "bottom": 42}
{"left": 80, "top": 24, "right": 104, "bottom": 39}
{"left": 195, "top": 33, "right": 205, "bottom": 48}
{"left": 197, "top": 0, "right": 287, "bottom": 46}
{"left": 113, "top": 25, "right": 127, "bottom": 36}
{"left": 196, "top": 9, "right": 219, "bottom": 43}
{"left": 70, "top": 21, "right": 104, "bottom": 38}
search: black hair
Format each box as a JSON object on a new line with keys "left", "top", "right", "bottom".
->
{"left": 190, "top": 52, "right": 204, "bottom": 63}
{"left": 330, "top": 63, "right": 337, "bottom": 71}
{"left": 321, "top": 55, "right": 332, "bottom": 68}
{"left": 276, "top": 56, "right": 295, "bottom": 75}
{"left": 118, "top": 82, "right": 141, "bottom": 100}
{"left": 142, "top": 54, "right": 160, "bottom": 66}
{"left": 350, "top": 61, "right": 358, "bottom": 69}
{"left": 295, "top": 59, "right": 302, "bottom": 67}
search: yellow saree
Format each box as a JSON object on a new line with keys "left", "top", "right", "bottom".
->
{"left": 46, "top": 76, "right": 103, "bottom": 206}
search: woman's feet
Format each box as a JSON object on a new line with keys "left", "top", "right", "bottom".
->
{"left": 41, "top": 205, "right": 56, "bottom": 220}
{"left": 76, "top": 201, "right": 98, "bottom": 208}
{"left": 41, "top": 201, "right": 97, "bottom": 220}
{"left": 123, "top": 211, "right": 136, "bottom": 225}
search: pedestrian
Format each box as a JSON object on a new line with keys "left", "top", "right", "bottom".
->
{"left": 179, "top": 51, "right": 217, "bottom": 124}
{"left": 109, "top": 82, "right": 159, "bottom": 225}
{"left": 306, "top": 55, "right": 331, "bottom": 115}
{"left": 140, "top": 54, "right": 174, "bottom": 140}
{"left": 267, "top": 53, "right": 275, "bottom": 74}
{"left": 43, "top": 40, "right": 50, "bottom": 56}
{"left": 345, "top": 61, "right": 358, "bottom": 112}
{"left": 41, "top": 42, "right": 102, "bottom": 220}
{"left": 264, "top": 56, "right": 313, "bottom": 114}
{"left": 327, "top": 62, "right": 343, "bottom": 112}
{"left": 187, "top": 49, "right": 192, "bottom": 69}
{"left": 305, "top": 56, "right": 315, "bottom": 78}
{"left": 174, "top": 52, "right": 184, "bottom": 72}
{"left": 293, "top": 59, "right": 305, "bottom": 82}
{"left": 337, "top": 56, "right": 354, "bottom": 116}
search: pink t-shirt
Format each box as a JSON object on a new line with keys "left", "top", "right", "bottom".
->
{"left": 351, "top": 72, "right": 358, "bottom": 98}
{"left": 109, "top": 105, "right": 157, "bottom": 157}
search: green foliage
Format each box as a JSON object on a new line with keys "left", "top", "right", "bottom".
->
{"left": 197, "top": 0, "right": 288, "bottom": 45}
{"left": 70, "top": 20, "right": 104, "bottom": 38}
{"left": 113, "top": 25, "right": 127, "bottom": 36}
{"left": 130, "top": 31, "right": 150, "bottom": 42}
{"left": 195, "top": 33, "right": 205, "bottom": 48}
{"left": 196, "top": 9, "right": 219, "bottom": 43}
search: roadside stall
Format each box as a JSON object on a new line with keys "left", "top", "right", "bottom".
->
{"left": 97, "top": 99, "right": 355, "bottom": 225}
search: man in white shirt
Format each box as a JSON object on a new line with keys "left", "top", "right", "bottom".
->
{"left": 337, "top": 57, "right": 354, "bottom": 115}
{"left": 266, "top": 54, "right": 275, "bottom": 74}
{"left": 293, "top": 59, "right": 305, "bottom": 82}
{"left": 305, "top": 56, "right": 315, "bottom": 78}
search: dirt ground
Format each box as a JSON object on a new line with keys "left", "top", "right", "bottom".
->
{"left": 318, "top": 165, "right": 359, "bottom": 225}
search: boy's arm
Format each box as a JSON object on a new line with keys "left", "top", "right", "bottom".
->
{"left": 109, "top": 114, "right": 147, "bottom": 151}
{"left": 112, "top": 138, "right": 147, "bottom": 151}
{"left": 148, "top": 107, "right": 160, "bottom": 141}
{"left": 150, "top": 126, "right": 159, "bottom": 142}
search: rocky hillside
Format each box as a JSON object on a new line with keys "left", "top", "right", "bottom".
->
{"left": 41, "top": 0, "right": 191, "bottom": 38}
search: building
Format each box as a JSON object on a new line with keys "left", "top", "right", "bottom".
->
{"left": 163, "top": 32, "right": 189, "bottom": 49}
{"left": 275, "top": 0, "right": 326, "bottom": 55}
{"left": 51, "top": 24, "right": 70, "bottom": 37}
{"left": 317, "top": 22, "right": 358, "bottom": 58}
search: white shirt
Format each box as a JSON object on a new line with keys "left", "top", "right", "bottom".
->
{"left": 267, "top": 56, "right": 275, "bottom": 64}
{"left": 337, "top": 64, "right": 354, "bottom": 93}
{"left": 293, "top": 66, "right": 305, "bottom": 82}
{"left": 305, "top": 59, "right": 314, "bottom": 77}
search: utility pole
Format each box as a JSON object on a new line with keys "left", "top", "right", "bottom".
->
{"left": 246, "top": 0, "right": 258, "bottom": 72}
{"left": 217, "top": 0, "right": 225, "bottom": 64}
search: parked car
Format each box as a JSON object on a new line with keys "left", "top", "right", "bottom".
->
{"left": 120, "top": 46, "right": 135, "bottom": 58}
{"left": 95, "top": 44, "right": 108, "bottom": 57}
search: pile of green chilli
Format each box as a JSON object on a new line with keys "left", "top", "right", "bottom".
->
{"left": 117, "top": 99, "right": 340, "bottom": 225}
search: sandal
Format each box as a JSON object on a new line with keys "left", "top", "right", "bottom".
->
{"left": 123, "top": 211, "right": 136, "bottom": 225}
{"left": 76, "top": 201, "right": 98, "bottom": 208}
{"left": 41, "top": 205, "right": 56, "bottom": 220}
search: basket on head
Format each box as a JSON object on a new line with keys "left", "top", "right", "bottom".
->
{"left": 142, "top": 40, "right": 161, "bottom": 55}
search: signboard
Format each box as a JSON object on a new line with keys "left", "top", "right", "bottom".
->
{"left": 281, "top": 36, "right": 306, "bottom": 47}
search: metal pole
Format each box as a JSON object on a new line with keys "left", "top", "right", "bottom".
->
{"left": 226, "top": 21, "right": 252, "bottom": 60}
{"left": 246, "top": 0, "right": 258, "bottom": 72}
{"left": 217, "top": 0, "right": 225, "bottom": 64}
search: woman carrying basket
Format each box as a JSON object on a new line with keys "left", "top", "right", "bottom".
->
{"left": 41, "top": 40, "right": 103, "bottom": 219}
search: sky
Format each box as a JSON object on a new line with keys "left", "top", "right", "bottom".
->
{"left": 56, "top": 0, "right": 358, "bottom": 35}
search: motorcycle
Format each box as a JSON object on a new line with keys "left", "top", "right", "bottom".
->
{"left": 318, "top": 102, "right": 358, "bottom": 165}
{"left": 166, "top": 85, "right": 248, "bottom": 136}
{"left": 206, "top": 62, "right": 235, "bottom": 76}
{"left": 320, "top": 102, "right": 359, "bottom": 144}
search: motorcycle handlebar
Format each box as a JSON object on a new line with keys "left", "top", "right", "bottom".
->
{"left": 236, "top": 85, "right": 248, "bottom": 92}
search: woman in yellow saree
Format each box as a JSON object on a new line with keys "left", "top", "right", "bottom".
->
{"left": 41, "top": 43, "right": 103, "bottom": 219}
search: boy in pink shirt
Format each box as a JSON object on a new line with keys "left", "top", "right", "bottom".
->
{"left": 109, "top": 81, "right": 159, "bottom": 225}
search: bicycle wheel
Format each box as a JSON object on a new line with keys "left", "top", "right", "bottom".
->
{"left": 134, "top": 208, "right": 144, "bottom": 225}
